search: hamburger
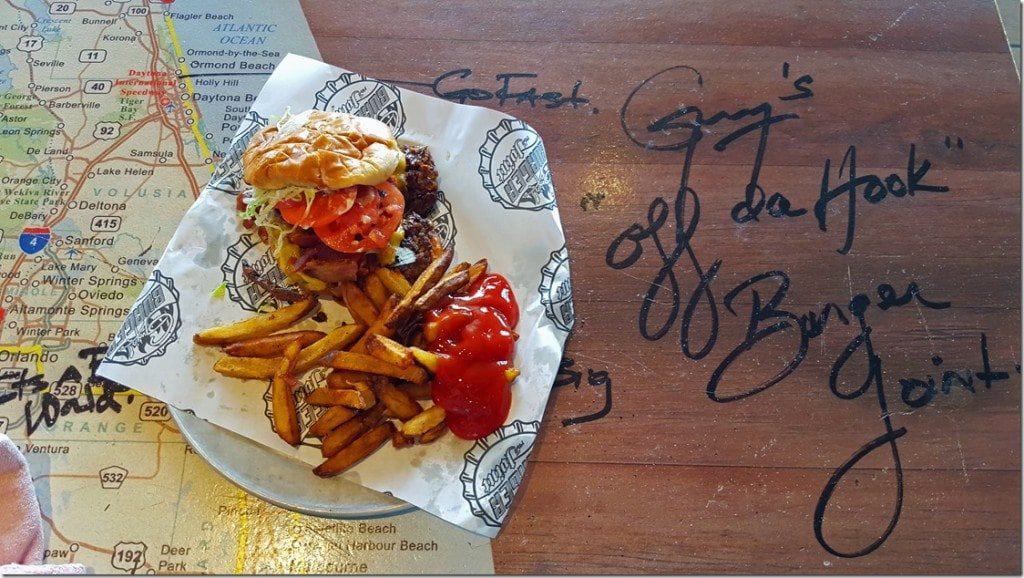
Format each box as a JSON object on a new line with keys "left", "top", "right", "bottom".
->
{"left": 237, "top": 110, "right": 440, "bottom": 295}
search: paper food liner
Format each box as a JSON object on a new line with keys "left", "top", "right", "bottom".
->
{"left": 97, "top": 54, "right": 573, "bottom": 537}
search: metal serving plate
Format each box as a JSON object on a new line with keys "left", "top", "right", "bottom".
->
{"left": 172, "top": 407, "right": 416, "bottom": 519}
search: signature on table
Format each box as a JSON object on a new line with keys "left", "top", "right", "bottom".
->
{"left": 607, "top": 63, "right": 1018, "bottom": 557}
{"left": 381, "top": 68, "right": 592, "bottom": 111}
{"left": 0, "top": 345, "right": 133, "bottom": 435}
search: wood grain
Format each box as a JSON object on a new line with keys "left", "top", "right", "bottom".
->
{"left": 301, "top": 0, "right": 1021, "bottom": 573}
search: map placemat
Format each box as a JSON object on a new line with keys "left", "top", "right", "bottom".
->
{"left": 0, "top": 0, "right": 493, "bottom": 573}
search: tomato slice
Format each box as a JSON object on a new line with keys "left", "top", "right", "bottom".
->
{"left": 277, "top": 187, "right": 357, "bottom": 229}
{"left": 313, "top": 182, "right": 404, "bottom": 253}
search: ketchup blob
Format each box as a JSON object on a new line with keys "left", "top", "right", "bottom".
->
{"left": 425, "top": 273, "right": 519, "bottom": 439}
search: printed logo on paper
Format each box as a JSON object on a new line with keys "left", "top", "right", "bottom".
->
{"left": 427, "top": 190, "right": 457, "bottom": 249}
{"left": 314, "top": 72, "right": 406, "bottom": 136}
{"left": 461, "top": 420, "right": 539, "bottom": 527}
{"left": 478, "top": 119, "right": 555, "bottom": 211}
{"left": 106, "top": 270, "right": 181, "bottom": 366}
{"left": 221, "top": 233, "right": 285, "bottom": 312}
{"left": 208, "top": 110, "right": 268, "bottom": 194}
{"left": 263, "top": 366, "right": 329, "bottom": 441}
{"left": 539, "top": 245, "right": 574, "bottom": 332}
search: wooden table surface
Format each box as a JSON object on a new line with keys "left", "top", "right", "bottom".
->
{"left": 301, "top": 1, "right": 1021, "bottom": 573}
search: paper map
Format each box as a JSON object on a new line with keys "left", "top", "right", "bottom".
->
{"left": 0, "top": 0, "right": 492, "bottom": 573}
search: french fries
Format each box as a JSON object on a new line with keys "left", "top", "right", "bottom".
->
{"left": 331, "top": 351, "right": 428, "bottom": 384}
{"left": 392, "top": 429, "right": 414, "bottom": 449}
{"left": 366, "top": 334, "right": 414, "bottom": 368}
{"left": 193, "top": 246, "right": 521, "bottom": 478}
{"left": 321, "top": 404, "right": 384, "bottom": 458}
{"left": 464, "top": 259, "right": 488, "bottom": 289}
{"left": 321, "top": 417, "right": 370, "bottom": 458}
{"left": 271, "top": 340, "right": 303, "bottom": 446}
{"left": 363, "top": 274, "right": 389, "bottom": 308}
{"left": 413, "top": 267, "right": 470, "bottom": 312}
{"left": 374, "top": 268, "right": 411, "bottom": 296}
{"left": 295, "top": 324, "right": 365, "bottom": 372}
{"left": 314, "top": 422, "right": 393, "bottom": 478}
{"left": 307, "top": 406, "right": 356, "bottom": 438}
{"left": 384, "top": 247, "right": 453, "bottom": 329}
{"left": 337, "top": 282, "right": 379, "bottom": 327}
{"left": 306, "top": 387, "right": 374, "bottom": 409}
{"left": 327, "top": 369, "right": 372, "bottom": 387}
{"left": 327, "top": 371, "right": 377, "bottom": 407}
{"left": 373, "top": 380, "right": 422, "bottom": 420}
{"left": 401, "top": 405, "right": 445, "bottom": 436}
{"left": 397, "top": 382, "right": 432, "bottom": 400}
{"left": 351, "top": 295, "right": 398, "bottom": 353}
{"left": 223, "top": 330, "right": 325, "bottom": 357}
{"left": 419, "top": 423, "right": 447, "bottom": 444}
{"left": 213, "top": 356, "right": 281, "bottom": 379}
{"left": 194, "top": 298, "right": 316, "bottom": 345}
{"left": 212, "top": 324, "right": 364, "bottom": 380}
{"left": 410, "top": 347, "right": 438, "bottom": 372}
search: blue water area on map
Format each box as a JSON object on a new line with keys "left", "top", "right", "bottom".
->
{"left": 0, "top": 48, "right": 15, "bottom": 92}
{"left": 167, "top": 0, "right": 320, "bottom": 158}
{"left": 22, "top": 0, "right": 63, "bottom": 40}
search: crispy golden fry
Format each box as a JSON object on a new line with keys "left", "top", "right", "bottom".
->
{"left": 505, "top": 367, "right": 521, "bottom": 382}
{"left": 327, "top": 371, "right": 377, "bottom": 406}
{"left": 422, "top": 322, "right": 438, "bottom": 343}
{"left": 213, "top": 356, "right": 280, "bottom": 379}
{"left": 419, "top": 422, "right": 447, "bottom": 444}
{"left": 391, "top": 429, "right": 414, "bottom": 449}
{"left": 314, "top": 422, "right": 393, "bottom": 478}
{"left": 331, "top": 352, "right": 428, "bottom": 384}
{"left": 306, "top": 387, "right": 374, "bottom": 409}
{"left": 410, "top": 347, "right": 438, "bottom": 372}
{"left": 363, "top": 274, "right": 389, "bottom": 309}
{"left": 320, "top": 405, "right": 384, "bottom": 458}
{"left": 366, "top": 334, "right": 414, "bottom": 368}
{"left": 217, "top": 325, "right": 364, "bottom": 379}
{"left": 194, "top": 298, "right": 316, "bottom": 345}
{"left": 413, "top": 268, "right": 470, "bottom": 312}
{"left": 401, "top": 405, "right": 445, "bottom": 436}
{"left": 327, "top": 370, "right": 371, "bottom": 387}
{"left": 429, "top": 235, "right": 444, "bottom": 259}
{"left": 307, "top": 406, "right": 356, "bottom": 438}
{"left": 384, "top": 247, "right": 454, "bottom": 329}
{"left": 338, "top": 282, "right": 379, "bottom": 326}
{"left": 281, "top": 340, "right": 302, "bottom": 370}
{"left": 463, "top": 259, "right": 488, "bottom": 290}
{"left": 373, "top": 380, "right": 422, "bottom": 420}
{"left": 360, "top": 404, "right": 386, "bottom": 426}
{"left": 397, "top": 382, "right": 432, "bottom": 400}
{"left": 351, "top": 295, "right": 398, "bottom": 353}
{"left": 320, "top": 417, "right": 368, "bottom": 458}
{"left": 223, "top": 330, "right": 325, "bottom": 358}
{"left": 445, "top": 261, "right": 471, "bottom": 277}
{"left": 374, "top": 268, "right": 411, "bottom": 297}
{"left": 270, "top": 340, "right": 303, "bottom": 446}
{"left": 295, "top": 324, "right": 364, "bottom": 372}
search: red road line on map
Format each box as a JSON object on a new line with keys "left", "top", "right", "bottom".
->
{"left": 43, "top": 112, "right": 163, "bottom": 229}
{"left": 144, "top": 14, "right": 202, "bottom": 197}
{"left": 30, "top": 426, "right": 169, "bottom": 484}
{"left": 39, "top": 513, "right": 156, "bottom": 571}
